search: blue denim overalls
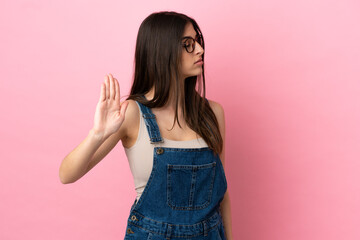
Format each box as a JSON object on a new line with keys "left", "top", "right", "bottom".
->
{"left": 124, "top": 97, "right": 228, "bottom": 240}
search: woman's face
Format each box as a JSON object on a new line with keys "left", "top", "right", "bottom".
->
{"left": 179, "top": 23, "right": 204, "bottom": 79}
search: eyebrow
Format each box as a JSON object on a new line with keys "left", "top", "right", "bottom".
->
{"left": 182, "top": 34, "right": 199, "bottom": 39}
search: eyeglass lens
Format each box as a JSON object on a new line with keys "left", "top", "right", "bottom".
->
{"left": 184, "top": 35, "right": 203, "bottom": 53}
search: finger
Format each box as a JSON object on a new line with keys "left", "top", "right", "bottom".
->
{"left": 99, "top": 82, "right": 106, "bottom": 102}
{"left": 105, "top": 74, "right": 110, "bottom": 99}
{"left": 114, "top": 77, "right": 120, "bottom": 102}
{"left": 120, "top": 100, "right": 129, "bottom": 118}
{"left": 102, "top": 75, "right": 108, "bottom": 101}
{"left": 109, "top": 73, "right": 115, "bottom": 100}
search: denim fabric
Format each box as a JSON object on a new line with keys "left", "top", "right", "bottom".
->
{"left": 124, "top": 97, "right": 228, "bottom": 240}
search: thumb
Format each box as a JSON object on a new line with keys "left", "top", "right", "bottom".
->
{"left": 120, "top": 100, "right": 129, "bottom": 117}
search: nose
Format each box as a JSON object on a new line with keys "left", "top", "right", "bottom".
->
{"left": 194, "top": 41, "right": 204, "bottom": 55}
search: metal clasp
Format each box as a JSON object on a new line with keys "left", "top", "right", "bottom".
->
{"left": 156, "top": 148, "right": 164, "bottom": 155}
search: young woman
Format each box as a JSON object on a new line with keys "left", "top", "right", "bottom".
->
{"left": 59, "top": 11, "right": 233, "bottom": 240}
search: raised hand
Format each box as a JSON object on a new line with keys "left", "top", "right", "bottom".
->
{"left": 92, "top": 73, "right": 129, "bottom": 141}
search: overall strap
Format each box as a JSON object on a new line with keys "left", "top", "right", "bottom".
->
{"left": 136, "top": 96, "right": 164, "bottom": 144}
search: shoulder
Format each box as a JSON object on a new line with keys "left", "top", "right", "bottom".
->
{"left": 123, "top": 99, "right": 140, "bottom": 117}
{"left": 118, "top": 99, "right": 140, "bottom": 141}
{"left": 206, "top": 99, "right": 226, "bottom": 162}
{"left": 207, "top": 99, "right": 225, "bottom": 123}
{"left": 206, "top": 98, "right": 225, "bottom": 136}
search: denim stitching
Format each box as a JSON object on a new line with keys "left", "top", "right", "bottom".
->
{"left": 156, "top": 147, "right": 211, "bottom": 152}
{"left": 166, "top": 162, "right": 216, "bottom": 211}
{"left": 127, "top": 221, "right": 220, "bottom": 238}
{"left": 129, "top": 209, "right": 220, "bottom": 226}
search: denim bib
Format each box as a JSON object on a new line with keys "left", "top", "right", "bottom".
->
{"left": 124, "top": 97, "right": 228, "bottom": 240}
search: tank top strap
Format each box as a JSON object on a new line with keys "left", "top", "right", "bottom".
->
{"left": 135, "top": 96, "right": 164, "bottom": 144}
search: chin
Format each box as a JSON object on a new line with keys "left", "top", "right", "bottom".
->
{"left": 183, "top": 70, "right": 203, "bottom": 79}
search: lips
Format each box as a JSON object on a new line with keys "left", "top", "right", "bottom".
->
{"left": 195, "top": 59, "right": 203, "bottom": 64}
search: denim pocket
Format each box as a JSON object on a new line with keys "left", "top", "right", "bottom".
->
{"left": 166, "top": 162, "right": 216, "bottom": 210}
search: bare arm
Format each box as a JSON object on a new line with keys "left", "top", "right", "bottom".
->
{"left": 59, "top": 74, "right": 129, "bottom": 184}
{"left": 59, "top": 129, "right": 108, "bottom": 184}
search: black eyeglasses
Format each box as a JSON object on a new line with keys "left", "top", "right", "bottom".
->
{"left": 181, "top": 34, "right": 203, "bottom": 53}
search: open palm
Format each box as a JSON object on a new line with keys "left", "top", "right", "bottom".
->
{"left": 93, "top": 74, "right": 128, "bottom": 140}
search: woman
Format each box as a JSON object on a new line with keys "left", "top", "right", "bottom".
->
{"left": 59, "top": 11, "right": 233, "bottom": 239}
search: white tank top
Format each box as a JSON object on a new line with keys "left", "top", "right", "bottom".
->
{"left": 124, "top": 101, "right": 208, "bottom": 201}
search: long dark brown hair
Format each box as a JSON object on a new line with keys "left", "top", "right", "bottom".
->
{"left": 126, "top": 11, "right": 223, "bottom": 155}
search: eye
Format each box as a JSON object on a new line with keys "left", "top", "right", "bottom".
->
{"left": 183, "top": 39, "right": 193, "bottom": 47}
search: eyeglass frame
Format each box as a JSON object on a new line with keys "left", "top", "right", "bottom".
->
{"left": 181, "top": 34, "right": 204, "bottom": 53}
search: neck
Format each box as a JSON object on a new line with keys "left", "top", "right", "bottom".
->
{"left": 145, "top": 85, "right": 184, "bottom": 113}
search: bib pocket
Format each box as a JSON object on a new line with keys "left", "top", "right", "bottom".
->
{"left": 166, "top": 162, "right": 216, "bottom": 210}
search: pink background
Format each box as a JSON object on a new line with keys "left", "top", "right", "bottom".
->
{"left": 1, "top": 0, "right": 359, "bottom": 239}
